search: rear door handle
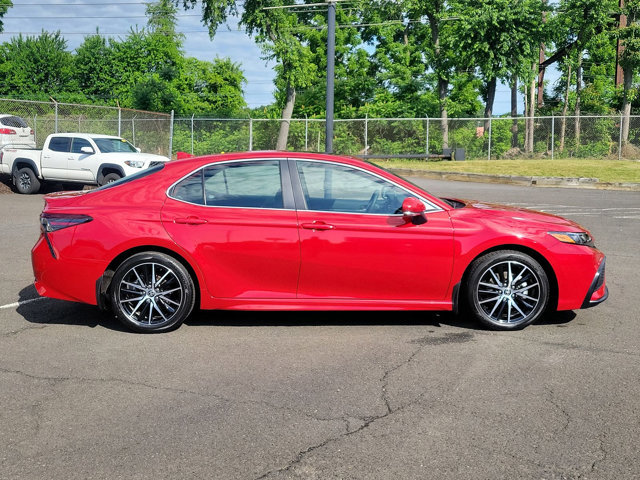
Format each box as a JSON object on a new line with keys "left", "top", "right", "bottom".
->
{"left": 174, "top": 216, "right": 208, "bottom": 225}
{"left": 301, "top": 221, "right": 334, "bottom": 231}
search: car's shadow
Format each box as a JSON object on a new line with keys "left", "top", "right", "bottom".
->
{"left": 16, "top": 284, "right": 576, "bottom": 333}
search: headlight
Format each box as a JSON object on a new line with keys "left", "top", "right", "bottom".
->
{"left": 548, "top": 231, "right": 594, "bottom": 247}
{"left": 124, "top": 160, "right": 144, "bottom": 168}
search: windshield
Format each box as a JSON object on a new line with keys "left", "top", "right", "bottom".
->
{"left": 93, "top": 164, "right": 165, "bottom": 192}
{"left": 93, "top": 137, "right": 138, "bottom": 153}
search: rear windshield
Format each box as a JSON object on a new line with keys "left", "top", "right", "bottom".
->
{"left": 93, "top": 164, "right": 165, "bottom": 192}
{"left": 0, "top": 116, "right": 28, "bottom": 128}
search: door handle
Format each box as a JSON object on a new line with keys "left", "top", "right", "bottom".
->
{"left": 174, "top": 216, "right": 208, "bottom": 225}
{"left": 301, "top": 221, "right": 334, "bottom": 231}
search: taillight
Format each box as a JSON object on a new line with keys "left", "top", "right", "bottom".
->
{"left": 40, "top": 213, "right": 92, "bottom": 232}
{"left": 0, "top": 128, "right": 16, "bottom": 135}
{"left": 30, "top": 129, "right": 35, "bottom": 135}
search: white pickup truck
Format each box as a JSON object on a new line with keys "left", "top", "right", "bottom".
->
{"left": 0, "top": 133, "right": 169, "bottom": 194}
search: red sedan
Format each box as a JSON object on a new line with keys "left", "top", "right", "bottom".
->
{"left": 32, "top": 152, "right": 607, "bottom": 332}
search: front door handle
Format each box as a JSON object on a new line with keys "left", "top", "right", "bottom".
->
{"left": 174, "top": 216, "right": 208, "bottom": 225}
{"left": 301, "top": 221, "right": 334, "bottom": 231}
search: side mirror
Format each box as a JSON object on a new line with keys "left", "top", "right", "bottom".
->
{"left": 136, "top": 147, "right": 141, "bottom": 153}
{"left": 401, "top": 197, "right": 427, "bottom": 223}
{"left": 80, "top": 146, "right": 94, "bottom": 154}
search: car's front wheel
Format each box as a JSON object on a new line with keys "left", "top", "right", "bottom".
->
{"left": 466, "top": 250, "right": 549, "bottom": 330}
{"left": 110, "top": 252, "right": 196, "bottom": 333}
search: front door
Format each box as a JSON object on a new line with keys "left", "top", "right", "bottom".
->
{"left": 161, "top": 159, "right": 300, "bottom": 299}
{"left": 293, "top": 160, "right": 455, "bottom": 301}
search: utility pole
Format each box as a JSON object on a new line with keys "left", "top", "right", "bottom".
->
{"left": 325, "top": 0, "right": 336, "bottom": 154}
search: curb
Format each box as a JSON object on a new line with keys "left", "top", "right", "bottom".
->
{"left": 390, "top": 169, "right": 640, "bottom": 192}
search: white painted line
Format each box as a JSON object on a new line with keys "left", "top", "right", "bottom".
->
{"left": 0, "top": 297, "right": 47, "bottom": 310}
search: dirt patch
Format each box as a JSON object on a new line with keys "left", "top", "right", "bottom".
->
{"left": 0, "top": 176, "right": 13, "bottom": 194}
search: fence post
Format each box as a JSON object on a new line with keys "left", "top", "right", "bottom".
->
{"left": 132, "top": 115, "right": 136, "bottom": 146}
{"left": 488, "top": 117, "right": 492, "bottom": 160}
{"left": 54, "top": 101, "right": 58, "bottom": 133}
{"left": 551, "top": 115, "right": 555, "bottom": 160}
{"left": 191, "top": 114, "right": 195, "bottom": 155}
{"left": 118, "top": 107, "right": 122, "bottom": 137}
{"left": 33, "top": 114, "right": 37, "bottom": 146}
{"left": 425, "top": 117, "right": 429, "bottom": 157}
{"left": 305, "top": 116, "right": 309, "bottom": 151}
{"left": 169, "top": 110, "right": 174, "bottom": 159}
{"left": 364, "top": 113, "right": 368, "bottom": 154}
{"left": 619, "top": 112, "right": 623, "bottom": 160}
{"left": 249, "top": 118, "right": 253, "bottom": 151}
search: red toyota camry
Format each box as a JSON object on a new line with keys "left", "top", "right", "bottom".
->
{"left": 32, "top": 152, "right": 607, "bottom": 333}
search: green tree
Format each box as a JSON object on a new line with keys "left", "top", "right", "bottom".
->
{"left": 619, "top": 0, "right": 640, "bottom": 144}
{"left": 178, "top": 0, "right": 320, "bottom": 149}
{"left": 0, "top": 0, "right": 11, "bottom": 32}
{"left": 0, "top": 32, "right": 77, "bottom": 99}
{"left": 74, "top": 34, "right": 116, "bottom": 102}
{"left": 450, "top": 0, "right": 548, "bottom": 132}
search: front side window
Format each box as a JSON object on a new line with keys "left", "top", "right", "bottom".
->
{"left": 71, "top": 138, "right": 93, "bottom": 154}
{"left": 48, "top": 137, "right": 71, "bottom": 153}
{"left": 170, "top": 160, "right": 284, "bottom": 209}
{"left": 296, "top": 161, "right": 410, "bottom": 215}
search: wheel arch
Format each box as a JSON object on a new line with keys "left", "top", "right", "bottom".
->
{"left": 12, "top": 158, "right": 41, "bottom": 177}
{"left": 97, "top": 245, "right": 203, "bottom": 312}
{"left": 456, "top": 244, "right": 559, "bottom": 312}
{"left": 97, "top": 164, "right": 125, "bottom": 184}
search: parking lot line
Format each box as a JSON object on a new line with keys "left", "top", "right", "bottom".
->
{"left": 0, "top": 297, "right": 46, "bottom": 310}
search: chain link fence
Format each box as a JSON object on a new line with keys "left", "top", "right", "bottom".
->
{"left": 173, "top": 115, "right": 640, "bottom": 160}
{"left": 2, "top": 98, "right": 637, "bottom": 161}
{"left": 0, "top": 98, "right": 172, "bottom": 156}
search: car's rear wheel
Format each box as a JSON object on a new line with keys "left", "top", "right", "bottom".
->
{"left": 466, "top": 250, "right": 549, "bottom": 330}
{"left": 14, "top": 167, "right": 41, "bottom": 194}
{"left": 110, "top": 252, "right": 195, "bottom": 333}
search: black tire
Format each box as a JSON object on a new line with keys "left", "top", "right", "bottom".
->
{"left": 466, "top": 250, "right": 549, "bottom": 330}
{"left": 101, "top": 173, "right": 121, "bottom": 185}
{"left": 110, "top": 252, "right": 195, "bottom": 333}
{"left": 13, "top": 167, "right": 41, "bottom": 194}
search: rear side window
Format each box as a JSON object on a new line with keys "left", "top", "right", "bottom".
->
{"left": 48, "top": 137, "right": 71, "bottom": 152}
{"left": 0, "top": 116, "right": 28, "bottom": 128}
{"left": 169, "top": 160, "right": 284, "bottom": 209}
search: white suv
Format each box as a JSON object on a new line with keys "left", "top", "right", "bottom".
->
{"left": 0, "top": 115, "right": 36, "bottom": 149}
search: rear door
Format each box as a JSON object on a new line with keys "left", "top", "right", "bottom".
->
{"left": 161, "top": 158, "right": 300, "bottom": 300}
{"left": 40, "top": 136, "right": 71, "bottom": 179}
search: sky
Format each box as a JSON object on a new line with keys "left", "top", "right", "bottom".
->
{"left": 0, "top": 0, "right": 553, "bottom": 116}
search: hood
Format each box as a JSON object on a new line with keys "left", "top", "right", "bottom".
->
{"left": 96, "top": 152, "right": 169, "bottom": 162}
{"left": 450, "top": 198, "right": 587, "bottom": 230}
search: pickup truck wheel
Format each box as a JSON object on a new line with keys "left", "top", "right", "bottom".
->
{"left": 14, "top": 167, "right": 41, "bottom": 194}
{"left": 101, "top": 173, "right": 121, "bottom": 185}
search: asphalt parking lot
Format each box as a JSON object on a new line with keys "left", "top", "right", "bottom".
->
{"left": 1, "top": 179, "right": 639, "bottom": 479}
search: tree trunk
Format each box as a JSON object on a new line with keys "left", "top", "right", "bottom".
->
{"left": 622, "top": 66, "right": 632, "bottom": 147}
{"left": 276, "top": 83, "right": 296, "bottom": 150}
{"left": 559, "top": 63, "right": 571, "bottom": 153}
{"left": 484, "top": 77, "right": 497, "bottom": 133}
{"left": 511, "top": 77, "right": 518, "bottom": 148}
{"left": 527, "top": 63, "right": 536, "bottom": 153}
{"left": 439, "top": 77, "right": 449, "bottom": 149}
{"left": 574, "top": 53, "right": 583, "bottom": 147}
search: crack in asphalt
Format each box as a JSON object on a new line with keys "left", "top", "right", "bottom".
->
{"left": 1, "top": 324, "right": 49, "bottom": 337}
{"left": 0, "top": 366, "right": 352, "bottom": 429}
{"left": 544, "top": 386, "right": 572, "bottom": 434}
{"left": 252, "top": 333, "right": 461, "bottom": 480}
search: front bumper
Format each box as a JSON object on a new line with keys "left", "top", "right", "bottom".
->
{"left": 581, "top": 257, "right": 608, "bottom": 309}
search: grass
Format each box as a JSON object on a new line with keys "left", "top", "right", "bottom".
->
{"left": 371, "top": 158, "right": 640, "bottom": 184}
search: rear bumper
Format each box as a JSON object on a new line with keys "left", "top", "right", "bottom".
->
{"left": 581, "top": 257, "right": 608, "bottom": 309}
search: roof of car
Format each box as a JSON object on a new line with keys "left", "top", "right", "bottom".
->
{"left": 48, "top": 133, "right": 123, "bottom": 139}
